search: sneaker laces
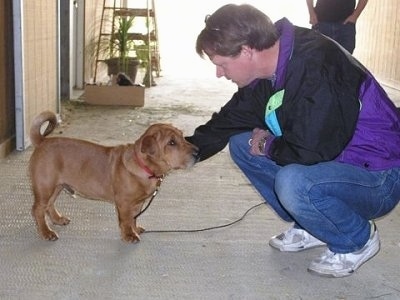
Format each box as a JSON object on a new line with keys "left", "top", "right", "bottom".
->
{"left": 319, "top": 249, "right": 344, "bottom": 264}
{"left": 313, "top": 249, "right": 356, "bottom": 272}
{"left": 282, "top": 227, "right": 307, "bottom": 243}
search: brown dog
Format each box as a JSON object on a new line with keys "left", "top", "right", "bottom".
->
{"left": 29, "top": 111, "right": 198, "bottom": 243}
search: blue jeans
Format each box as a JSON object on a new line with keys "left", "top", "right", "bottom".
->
{"left": 313, "top": 22, "right": 356, "bottom": 54}
{"left": 229, "top": 132, "right": 400, "bottom": 253}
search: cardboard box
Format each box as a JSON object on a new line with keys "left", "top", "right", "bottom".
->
{"left": 84, "top": 84, "right": 145, "bottom": 107}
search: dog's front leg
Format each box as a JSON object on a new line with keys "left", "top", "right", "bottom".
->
{"left": 130, "top": 199, "right": 147, "bottom": 235}
{"left": 132, "top": 217, "right": 145, "bottom": 235}
{"left": 115, "top": 202, "right": 141, "bottom": 243}
{"left": 32, "top": 202, "right": 59, "bottom": 241}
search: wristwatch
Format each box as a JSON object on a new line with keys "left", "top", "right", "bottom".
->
{"left": 258, "top": 137, "right": 267, "bottom": 154}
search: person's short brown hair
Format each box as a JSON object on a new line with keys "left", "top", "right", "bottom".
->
{"left": 196, "top": 4, "right": 279, "bottom": 58}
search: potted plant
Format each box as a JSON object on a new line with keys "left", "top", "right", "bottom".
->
{"left": 87, "top": 14, "right": 141, "bottom": 83}
{"left": 104, "top": 15, "right": 140, "bottom": 82}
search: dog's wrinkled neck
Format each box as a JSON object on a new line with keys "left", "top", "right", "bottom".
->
{"left": 134, "top": 151, "right": 164, "bottom": 180}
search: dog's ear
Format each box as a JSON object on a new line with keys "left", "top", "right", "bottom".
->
{"left": 140, "top": 134, "right": 159, "bottom": 157}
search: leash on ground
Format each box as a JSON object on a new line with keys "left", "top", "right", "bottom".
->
{"left": 142, "top": 202, "right": 265, "bottom": 234}
{"left": 66, "top": 180, "right": 264, "bottom": 234}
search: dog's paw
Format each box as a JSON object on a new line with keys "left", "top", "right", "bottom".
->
{"left": 136, "top": 226, "right": 145, "bottom": 234}
{"left": 52, "top": 216, "right": 70, "bottom": 226}
{"left": 121, "top": 232, "right": 141, "bottom": 243}
{"left": 40, "top": 229, "right": 59, "bottom": 241}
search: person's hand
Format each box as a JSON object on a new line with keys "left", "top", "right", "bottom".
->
{"left": 309, "top": 11, "right": 318, "bottom": 26}
{"left": 249, "top": 128, "right": 270, "bottom": 156}
{"left": 343, "top": 15, "right": 357, "bottom": 25}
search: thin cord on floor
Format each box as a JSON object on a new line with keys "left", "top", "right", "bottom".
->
{"left": 143, "top": 202, "right": 265, "bottom": 234}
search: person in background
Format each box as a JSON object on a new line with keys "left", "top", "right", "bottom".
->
{"left": 306, "top": 0, "right": 369, "bottom": 53}
{"left": 186, "top": 4, "right": 400, "bottom": 278}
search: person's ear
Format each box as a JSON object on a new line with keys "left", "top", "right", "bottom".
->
{"left": 241, "top": 45, "right": 253, "bottom": 58}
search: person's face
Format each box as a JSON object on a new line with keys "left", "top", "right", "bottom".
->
{"left": 209, "top": 47, "right": 255, "bottom": 88}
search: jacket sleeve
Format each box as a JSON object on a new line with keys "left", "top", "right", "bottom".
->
{"left": 186, "top": 81, "right": 272, "bottom": 161}
{"left": 268, "top": 42, "right": 365, "bottom": 166}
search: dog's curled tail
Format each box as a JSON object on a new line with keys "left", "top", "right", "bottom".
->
{"left": 30, "top": 111, "right": 58, "bottom": 147}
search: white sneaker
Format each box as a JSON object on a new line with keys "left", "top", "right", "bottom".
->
{"left": 308, "top": 223, "right": 380, "bottom": 278}
{"left": 269, "top": 227, "right": 326, "bottom": 252}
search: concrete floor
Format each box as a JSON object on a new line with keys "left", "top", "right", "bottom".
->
{"left": 1, "top": 75, "right": 400, "bottom": 300}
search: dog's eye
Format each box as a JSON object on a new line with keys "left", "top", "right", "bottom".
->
{"left": 168, "top": 139, "right": 176, "bottom": 146}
